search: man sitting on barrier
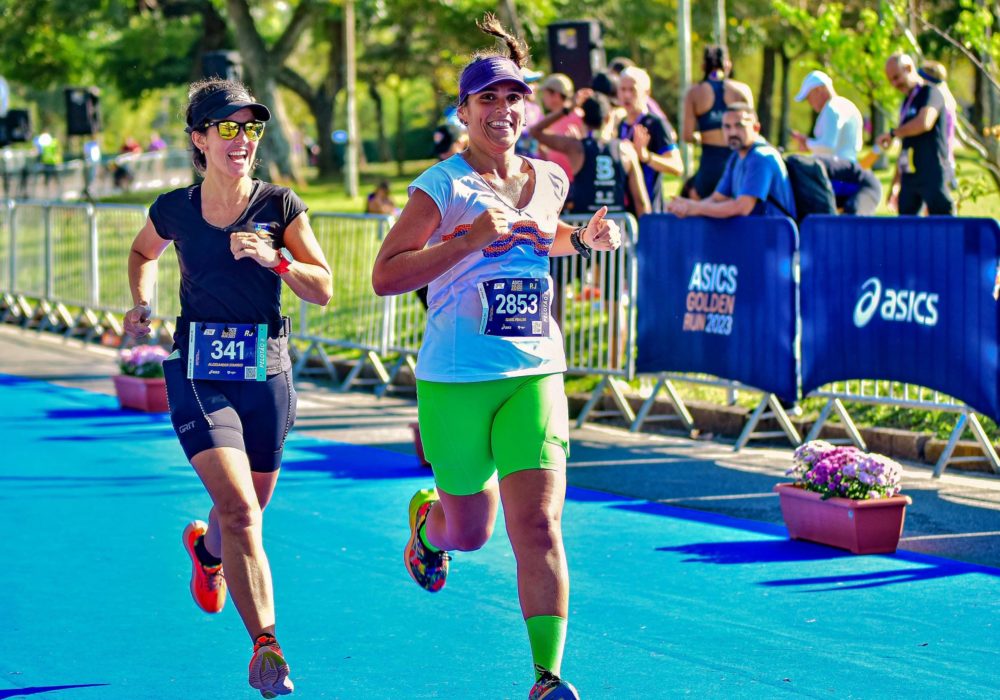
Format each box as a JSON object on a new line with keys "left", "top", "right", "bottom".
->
{"left": 812, "top": 154, "right": 882, "bottom": 216}
{"left": 667, "top": 103, "right": 796, "bottom": 220}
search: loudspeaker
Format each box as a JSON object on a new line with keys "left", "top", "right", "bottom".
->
{"left": 202, "top": 51, "right": 243, "bottom": 82}
{"left": 65, "top": 87, "right": 101, "bottom": 135}
{"left": 547, "top": 21, "right": 606, "bottom": 93}
{"left": 5, "top": 109, "right": 31, "bottom": 142}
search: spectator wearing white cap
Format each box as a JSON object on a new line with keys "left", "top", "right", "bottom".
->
{"left": 791, "top": 70, "right": 863, "bottom": 163}
{"left": 536, "top": 73, "right": 585, "bottom": 181}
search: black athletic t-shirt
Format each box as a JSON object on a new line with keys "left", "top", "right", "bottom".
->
{"left": 900, "top": 84, "right": 948, "bottom": 187}
{"left": 149, "top": 180, "right": 307, "bottom": 371}
{"left": 571, "top": 137, "right": 628, "bottom": 215}
{"left": 617, "top": 112, "right": 676, "bottom": 212}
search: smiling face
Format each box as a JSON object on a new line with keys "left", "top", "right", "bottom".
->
{"left": 458, "top": 81, "right": 526, "bottom": 155}
{"left": 191, "top": 107, "right": 259, "bottom": 180}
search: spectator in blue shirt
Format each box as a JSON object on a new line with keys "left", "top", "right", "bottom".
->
{"left": 667, "top": 103, "right": 796, "bottom": 219}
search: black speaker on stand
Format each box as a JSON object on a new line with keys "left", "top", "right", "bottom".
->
{"left": 202, "top": 51, "right": 244, "bottom": 82}
{"left": 5, "top": 109, "right": 31, "bottom": 143}
{"left": 65, "top": 87, "right": 101, "bottom": 136}
{"left": 547, "top": 20, "right": 606, "bottom": 92}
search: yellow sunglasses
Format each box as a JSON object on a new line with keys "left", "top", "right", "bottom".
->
{"left": 204, "top": 119, "right": 266, "bottom": 141}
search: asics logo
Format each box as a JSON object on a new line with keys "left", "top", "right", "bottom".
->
{"left": 853, "top": 276, "right": 939, "bottom": 328}
{"left": 443, "top": 220, "right": 553, "bottom": 258}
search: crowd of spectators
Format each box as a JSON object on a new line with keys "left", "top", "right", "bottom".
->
{"left": 428, "top": 45, "right": 960, "bottom": 224}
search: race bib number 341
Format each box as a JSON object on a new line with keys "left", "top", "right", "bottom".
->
{"left": 187, "top": 322, "right": 267, "bottom": 381}
{"left": 479, "top": 277, "right": 550, "bottom": 337}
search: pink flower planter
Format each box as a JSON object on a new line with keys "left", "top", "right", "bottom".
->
{"left": 113, "top": 375, "right": 169, "bottom": 413}
{"left": 773, "top": 483, "right": 912, "bottom": 555}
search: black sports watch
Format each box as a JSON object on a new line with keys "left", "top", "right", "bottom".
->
{"left": 570, "top": 227, "right": 591, "bottom": 259}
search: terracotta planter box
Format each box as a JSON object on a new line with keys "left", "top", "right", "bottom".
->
{"left": 773, "top": 483, "right": 912, "bottom": 555}
{"left": 409, "top": 421, "right": 431, "bottom": 467}
{"left": 113, "top": 375, "right": 169, "bottom": 413}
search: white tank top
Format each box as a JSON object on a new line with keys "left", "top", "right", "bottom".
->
{"left": 410, "top": 154, "right": 570, "bottom": 382}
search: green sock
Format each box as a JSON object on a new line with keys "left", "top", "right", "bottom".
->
{"left": 525, "top": 615, "right": 567, "bottom": 680}
{"left": 418, "top": 519, "right": 441, "bottom": 553}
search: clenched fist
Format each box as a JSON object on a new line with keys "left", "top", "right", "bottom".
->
{"left": 466, "top": 207, "right": 509, "bottom": 250}
{"left": 124, "top": 303, "right": 152, "bottom": 338}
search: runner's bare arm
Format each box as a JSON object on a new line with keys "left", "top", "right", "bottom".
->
{"left": 373, "top": 189, "right": 504, "bottom": 296}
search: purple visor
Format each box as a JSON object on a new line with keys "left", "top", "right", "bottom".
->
{"left": 458, "top": 57, "right": 532, "bottom": 104}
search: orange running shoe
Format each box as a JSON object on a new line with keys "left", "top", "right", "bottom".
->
{"left": 249, "top": 633, "right": 294, "bottom": 698}
{"left": 182, "top": 520, "right": 226, "bottom": 614}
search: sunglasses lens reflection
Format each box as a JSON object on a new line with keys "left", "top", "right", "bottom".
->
{"left": 214, "top": 121, "right": 264, "bottom": 141}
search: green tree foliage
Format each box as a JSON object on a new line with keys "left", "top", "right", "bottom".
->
{"left": 776, "top": 0, "right": 1000, "bottom": 195}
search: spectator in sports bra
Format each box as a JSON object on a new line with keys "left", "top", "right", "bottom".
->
{"left": 682, "top": 45, "right": 755, "bottom": 200}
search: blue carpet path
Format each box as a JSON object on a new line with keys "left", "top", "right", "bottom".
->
{"left": 2, "top": 374, "right": 999, "bottom": 698}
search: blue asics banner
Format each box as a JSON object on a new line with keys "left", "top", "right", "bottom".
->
{"left": 800, "top": 216, "right": 1000, "bottom": 420}
{"left": 635, "top": 215, "right": 798, "bottom": 400}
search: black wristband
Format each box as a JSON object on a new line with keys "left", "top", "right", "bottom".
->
{"left": 562, "top": 106, "right": 571, "bottom": 116}
{"left": 889, "top": 128, "right": 896, "bottom": 139}
{"left": 570, "top": 227, "right": 591, "bottom": 259}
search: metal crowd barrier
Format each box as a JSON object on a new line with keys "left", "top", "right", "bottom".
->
{"left": 2, "top": 198, "right": 996, "bottom": 476}
{"left": 291, "top": 212, "right": 396, "bottom": 392}
{"left": 805, "top": 380, "right": 999, "bottom": 477}
{"left": 556, "top": 213, "right": 639, "bottom": 426}
{"left": 0, "top": 148, "right": 192, "bottom": 202}
{"left": 0, "top": 200, "right": 149, "bottom": 340}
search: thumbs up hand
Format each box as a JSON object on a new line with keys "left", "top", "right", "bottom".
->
{"left": 583, "top": 206, "right": 621, "bottom": 251}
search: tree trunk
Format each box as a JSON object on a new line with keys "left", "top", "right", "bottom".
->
{"left": 395, "top": 83, "right": 406, "bottom": 177}
{"left": 777, "top": 47, "right": 792, "bottom": 150}
{"left": 274, "top": 16, "right": 343, "bottom": 179}
{"left": 192, "top": 1, "right": 229, "bottom": 81}
{"left": 973, "top": 57, "right": 987, "bottom": 132}
{"left": 225, "top": 0, "right": 317, "bottom": 183}
{"left": 317, "top": 17, "right": 343, "bottom": 178}
{"left": 498, "top": 0, "right": 524, "bottom": 39}
{"left": 369, "top": 82, "right": 391, "bottom": 163}
{"left": 758, "top": 46, "right": 777, "bottom": 142}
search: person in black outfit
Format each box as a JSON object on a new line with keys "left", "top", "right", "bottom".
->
{"left": 123, "top": 78, "right": 332, "bottom": 698}
{"left": 616, "top": 66, "right": 682, "bottom": 212}
{"left": 814, "top": 155, "right": 882, "bottom": 215}
{"left": 529, "top": 93, "right": 650, "bottom": 217}
{"left": 877, "top": 53, "right": 954, "bottom": 216}
{"left": 682, "top": 46, "right": 755, "bottom": 199}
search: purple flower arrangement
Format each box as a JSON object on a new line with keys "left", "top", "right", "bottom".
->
{"left": 118, "top": 345, "right": 169, "bottom": 378}
{"left": 788, "top": 440, "right": 904, "bottom": 501}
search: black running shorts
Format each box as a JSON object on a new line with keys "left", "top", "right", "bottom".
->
{"left": 162, "top": 354, "right": 297, "bottom": 472}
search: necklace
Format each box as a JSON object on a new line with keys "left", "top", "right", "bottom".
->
{"left": 464, "top": 153, "right": 534, "bottom": 212}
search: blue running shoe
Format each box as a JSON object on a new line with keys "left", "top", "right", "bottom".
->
{"left": 529, "top": 666, "right": 580, "bottom": 700}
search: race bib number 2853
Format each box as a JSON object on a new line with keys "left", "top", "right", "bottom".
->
{"left": 478, "top": 277, "right": 550, "bottom": 337}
